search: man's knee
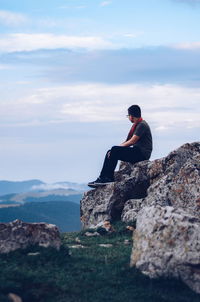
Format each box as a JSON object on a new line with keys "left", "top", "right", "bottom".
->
{"left": 110, "top": 146, "right": 122, "bottom": 156}
{"left": 106, "top": 149, "right": 111, "bottom": 156}
{"left": 111, "top": 146, "right": 119, "bottom": 152}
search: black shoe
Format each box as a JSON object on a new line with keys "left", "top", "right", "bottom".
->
{"left": 88, "top": 177, "right": 114, "bottom": 188}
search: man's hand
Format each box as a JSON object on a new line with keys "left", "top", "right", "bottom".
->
{"left": 120, "top": 135, "right": 140, "bottom": 147}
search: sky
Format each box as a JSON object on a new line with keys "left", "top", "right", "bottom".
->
{"left": 0, "top": 0, "right": 200, "bottom": 184}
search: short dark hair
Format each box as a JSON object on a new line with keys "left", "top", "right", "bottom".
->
{"left": 128, "top": 105, "right": 141, "bottom": 117}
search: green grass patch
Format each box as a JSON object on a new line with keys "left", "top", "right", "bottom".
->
{"left": 0, "top": 222, "right": 199, "bottom": 302}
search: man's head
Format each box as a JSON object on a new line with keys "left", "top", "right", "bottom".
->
{"left": 127, "top": 105, "right": 141, "bottom": 123}
{"left": 128, "top": 105, "right": 141, "bottom": 118}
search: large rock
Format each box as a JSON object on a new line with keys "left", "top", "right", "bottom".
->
{"left": 121, "top": 198, "right": 145, "bottom": 222}
{"left": 145, "top": 142, "right": 200, "bottom": 210}
{"left": 81, "top": 142, "right": 200, "bottom": 294}
{"left": 122, "top": 141, "right": 200, "bottom": 222}
{"left": 81, "top": 160, "right": 150, "bottom": 228}
{"left": 131, "top": 205, "right": 200, "bottom": 294}
{"left": 81, "top": 142, "right": 200, "bottom": 228}
{"left": 0, "top": 219, "right": 61, "bottom": 253}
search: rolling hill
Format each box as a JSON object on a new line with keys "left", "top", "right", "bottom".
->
{"left": 0, "top": 200, "right": 81, "bottom": 232}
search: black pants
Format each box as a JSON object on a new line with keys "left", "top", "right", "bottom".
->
{"left": 100, "top": 145, "right": 146, "bottom": 179}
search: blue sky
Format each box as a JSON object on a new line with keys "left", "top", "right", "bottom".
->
{"left": 0, "top": 0, "right": 200, "bottom": 183}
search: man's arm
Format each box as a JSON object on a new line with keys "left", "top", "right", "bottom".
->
{"left": 107, "top": 134, "right": 140, "bottom": 158}
{"left": 120, "top": 135, "right": 140, "bottom": 147}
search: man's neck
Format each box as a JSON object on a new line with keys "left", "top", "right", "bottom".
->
{"left": 133, "top": 117, "right": 142, "bottom": 123}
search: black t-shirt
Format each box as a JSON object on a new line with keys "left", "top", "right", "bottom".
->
{"left": 133, "top": 120, "right": 153, "bottom": 160}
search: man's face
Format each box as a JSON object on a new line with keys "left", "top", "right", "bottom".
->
{"left": 128, "top": 115, "right": 137, "bottom": 123}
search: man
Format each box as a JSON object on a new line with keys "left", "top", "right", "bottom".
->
{"left": 88, "top": 105, "right": 153, "bottom": 188}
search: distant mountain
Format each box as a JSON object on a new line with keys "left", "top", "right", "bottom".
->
{"left": 0, "top": 193, "right": 82, "bottom": 205}
{"left": 23, "top": 193, "right": 82, "bottom": 204}
{"left": 0, "top": 200, "right": 81, "bottom": 232}
{"left": 0, "top": 179, "right": 87, "bottom": 232}
{"left": 0, "top": 180, "right": 44, "bottom": 195}
{"left": 0, "top": 190, "right": 83, "bottom": 204}
{"left": 0, "top": 180, "right": 87, "bottom": 196}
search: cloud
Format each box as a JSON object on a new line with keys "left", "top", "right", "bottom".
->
{"left": 1, "top": 83, "right": 199, "bottom": 130}
{"left": 16, "top": 81, "right": 32, "bottom": 85}
{"left": 6, "top": 47, "right": 199, "bottom": 86}
{"left": 58, "top": 5, "right": 87, "bottom": 9}
{"left": 123, "top": 33, "right": 142, "bottom": 38}
{"left": 0, "top": 64, "right": 11, "bottom": 70}
{"left": 31, "top": 182, "right": 86, "bottom": 191}
{"left": 100, "top": 1, "right": 112, "bottom": 7}
{"left": 75, "top": 5, "right": 87, "bottom": 9}
{"left": 0, "top": 10, "right": 27, "bottom": 27}
{"left": 173, "top": 42, "right": 200, "bottom": 49}
{"left": 0, "top": 33, "right": 114, "bottom": 52}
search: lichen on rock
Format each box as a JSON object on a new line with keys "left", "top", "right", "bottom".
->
{"left": 130, "top": 205, "right": 200, "bottom": 294}
{"left": 81, "top": 142, "right": 200, "bottom": 227}
{"left": 80, "top": 141, "right": 200, "bottom": 294}
{"left": 0, "top": 219, "right": 61, "bottom": 253}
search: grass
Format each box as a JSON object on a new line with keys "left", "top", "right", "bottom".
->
{"left": 0, "top": 222, "right": 199, "bottom": 302}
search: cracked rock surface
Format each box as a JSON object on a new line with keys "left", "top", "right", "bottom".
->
{"left": 131, "top": 205, "right": 200, "bottom": 294}
{"left": 81, "top": 142, "right": 200, "bottom": 228}
{"left": 0, "top": 219, "right": 61, "bottom": 253}
{"left": 81, "top": 142, "right": 200, "bottom": 293}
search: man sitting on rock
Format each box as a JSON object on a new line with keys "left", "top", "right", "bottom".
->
{"left": 88, "top": 105, "right": 153, "bottom": 188}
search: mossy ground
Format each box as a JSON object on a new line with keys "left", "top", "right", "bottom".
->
{"left": 0, "top": 222, "right": 199, "bottom": 302}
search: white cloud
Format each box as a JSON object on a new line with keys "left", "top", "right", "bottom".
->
{"left": 154, "top": 126, "right": 169, "bottom": 131}
{"left": 58, "top": 5, "right": 87, "bottom": 9}
{"left": 0, "top": 33, "right": 115, "bottom": 52}
{"left": 31, "top": 182, "right": 86, "bottom": 191}
{"left": 16, "top": 81, "right": 32, "bottom": 85}
{"left": 1, "top": 83, "right": 199, "bottom": 130}
{"left": 0, "top": 64, "right": 11, "bottom": 70}
{"left": 124, "top": 33, "right": 139, "bottom": 38}
{"left": 0, "top": 10, "right": 27, "bottom": 27}
{"left": 173, "top": 42, "right": 200, "bottom": 49}
{"left": 75, "top": 5, "right": 87, "bottom": 9}
{"left": 123, "top": 32, "right": 144, "bottom": 38}
{"left": 100, "top": 1, "right": 112, "bottom": 7}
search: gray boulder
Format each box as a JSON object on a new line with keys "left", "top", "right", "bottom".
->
{"left": 131, "top": 205, "right": 200, "bottom": 294}
{"left": 122, "top": 141, "right": 200, "bottom": 222}
{"left": 145, "top": 142, "right": 200, "bottom": 210}
{"left": 121, "top": 198, "right": 145, "bottom": 222}
{"left": 0, "top": 219, "right": 61, "bottom": 253}
{"left": 81, "top": 160, "right": 150, "bottom": 228}
{"left": 81, "top": 142, "right": 200, "bottom": 294}
{"left": 81, "top": 142, "right": 200, "bottom": 228}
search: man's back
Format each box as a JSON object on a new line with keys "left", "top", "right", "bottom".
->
{"left": 134, "top": 120, "right": 153, "bottom": 160}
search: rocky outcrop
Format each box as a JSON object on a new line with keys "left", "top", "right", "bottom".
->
{"left": 145, "top": 142, "right": 200, "bottom": 210}
{"left": 131, "top": 205, "right": 200, "bottom": 294}
{"left": 81, "top": 160, "right": 150, "bottom": 228}
{"left": 0, "top": 219, "right": 61, "bottom": 253}
{"left": 81, "top": 142, "right": 200, "bottom": 293}
{"left": 81, "top": 142, "right": 200, "bottom": 228}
